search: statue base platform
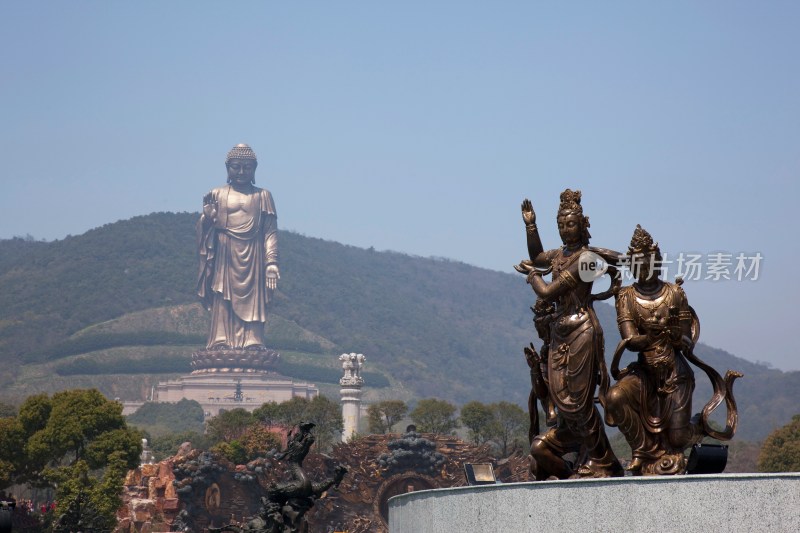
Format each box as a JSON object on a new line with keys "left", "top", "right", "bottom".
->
{"left": 152, "top": 370, "right": 318, "bottom": 418}
{"left": 191, "top": 347, "right": 280, "bottom": 373}
{"left": 389, "top": 473, "right": 800, "bottom": 533}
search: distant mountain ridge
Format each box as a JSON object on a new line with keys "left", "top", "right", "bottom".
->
{"left": 0, "top": 212, "right": 796, "bottom": 441}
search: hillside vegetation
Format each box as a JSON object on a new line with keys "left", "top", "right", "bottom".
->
{"left": 0, "top": 212, "right": 796, "bottom": 441}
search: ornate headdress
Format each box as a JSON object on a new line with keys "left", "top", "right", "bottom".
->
{"left": 558, "top": 189, "right": 583, "bottom": 216}
{"left": 557, "top": 188, "right": 591, "bottom": 244}
{"left": 628, "top": 225, "right": 662, "bottom": 281}
{"left": 225, "top": 143, "right": 258, "bottom": 165}
{"left": 628, "top": 224, "right": 660, "bottom": 255}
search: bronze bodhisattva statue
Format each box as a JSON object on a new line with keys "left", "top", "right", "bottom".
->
{"left": 516, "top": 189, "right": 623, "bottom": 479}
{"left": 194, "top": 144, "right": 281, "bottom": 372}
{"left": 604, "top": 225, "right": 741, "bottom": 475}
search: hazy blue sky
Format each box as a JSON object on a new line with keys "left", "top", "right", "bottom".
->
{"left": 1, "top": 2, "right": 798, "bottom": 370}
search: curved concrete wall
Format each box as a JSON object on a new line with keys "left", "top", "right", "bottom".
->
{"left": 389, "top": 473, "right": 800, "bottom": 533}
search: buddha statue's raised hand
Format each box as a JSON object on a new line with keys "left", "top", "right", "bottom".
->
{"left": 202, "top": 193, "right": 218, "bottom": 221}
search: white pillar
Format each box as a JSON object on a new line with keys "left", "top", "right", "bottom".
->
{"left": 339, "top": 353, "right": 365, "bottom": 442}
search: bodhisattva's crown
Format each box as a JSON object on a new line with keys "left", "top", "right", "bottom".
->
{"left": 558, "top": 189, "right": 583, "bottom": 216}
{"left": 628, "top": 224, "right": 660, "bottom": 254}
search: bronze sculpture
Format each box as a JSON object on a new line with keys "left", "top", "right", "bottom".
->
{"left": 516, "top": 190, "right": 623, "bottom": 479}
{"left": 523, "top": 298, "right": 556, "bottom": 443}
{"left": 605, "top": 225, "right": 742, "bottom": 475}
{"left": 194, "top": 144, "right": 280, "bottom": 372}
{"left": 209, "top": 422, "right": 347, "bottom": 533}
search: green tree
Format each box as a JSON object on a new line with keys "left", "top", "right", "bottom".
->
{"left": 410, "top": 398, "right": 458, "bottom": 435}
{"left": 211, "top": 440, "right": 248, "bottom": 465}
{"left": 22, "top": 390, "right": 141, "bottom": 481}
{"left": 252, "top": 401, "right": 283, "bottom": 428}
{"left": 0, "top": 402, "right": 16, "bottom": 418}
{"left": 274, "top": 397, "right": 310, "bottom": 428}
{"left": 758, "top": 414, "right": 800, "bottom": 472}
{"left": 149, "top": 431, "right": 213, "bottom": 461}
{"left": 210, "top": 423, "right": 282, "bottom": 465}
{"left": 460, "top": 401, "right": 498, "bottom": 445}
{"left": 210, "top": 396, "right": 343, "bottom": 461}
{"left": 239, "top": 424, "right": 282, "bottom": 459}
{"left": 367, "top": 400, "right": 408, "bottom": 434}
{"left": 303, "top": 395, "right": 344, "bottom": 452}
{"left": 0, "top": 390, "right": 142, "bottom": 531}
{"left": 206, "top": 408, "right": 254, "bottom": 444}
{"left": 18, "top": 393, "right": 52, "bottom": 439}
{"left": 127, "top": 399, "right": 205, "bottom": 438}
{"left": 490, "top": 402, "right": 527, "bottom": 457}
{"left": 50, "top": 449, "right": 134, "bottom": 532}
{"left": 0, "top": 417, "right": 24, "bottom": 487}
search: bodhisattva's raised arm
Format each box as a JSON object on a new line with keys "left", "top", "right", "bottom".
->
{"left": 521, "top": 199, "right": 545, "bottom": 263}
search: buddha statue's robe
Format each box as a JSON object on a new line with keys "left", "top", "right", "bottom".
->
{"left": 197, "top": 184, "right": 277, "bottom": 350}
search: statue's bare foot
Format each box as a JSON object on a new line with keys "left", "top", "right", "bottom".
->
{"left": 209, "top": 343, "right": 232, "bottom": 350}
{"left": 245, "top": 344, "right": 266, "bottom": 351}
{"left": 575, "top": 460, "right": 624, "bottom": 478}
{"left": 626, "top": 457, "right": 643, "bottom": 472}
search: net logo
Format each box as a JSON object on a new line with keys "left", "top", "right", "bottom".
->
{"left": 578, "top": 251, "right": 608, "bottom": 282}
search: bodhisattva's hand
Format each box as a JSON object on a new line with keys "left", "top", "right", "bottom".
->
{"left": 521, "top": 198, "right": 536, "bottom": 226}
{"left": 627, "top": 334, "right": 651, "bottom": 352}
{"left": 524, "top": 342, "right": 541, "bottom": 369}
{"left": 514, "top": 259, "right": 535, "bottom": 275}
{"left": 666, "top": 323, "right": 683, "bottom": 344}
{"left": 266, "top": 265, "right": 280, "bottom": 290}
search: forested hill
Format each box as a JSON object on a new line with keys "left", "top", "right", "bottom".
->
{"left": 0, "top": 212, "right": 796, "bottom": 440}
{"left": 0, "top": 212, "right": 535, "bottom": 401}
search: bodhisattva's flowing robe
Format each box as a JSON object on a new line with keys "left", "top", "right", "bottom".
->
{"left": 197, "top": 185, "right": 277, "bottom": 350}
{"left": 529, "top": 246, "right": 621, "bottom": 478}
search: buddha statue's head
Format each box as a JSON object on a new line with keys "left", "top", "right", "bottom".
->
{"left": 557, "top": 189, "right": 591, "bottom": 247}
{"left": 225, "top": 143, "right": 258, "bottom": 186}
{"left": 628, "top": 224, "right": 662, "bottom": 283}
